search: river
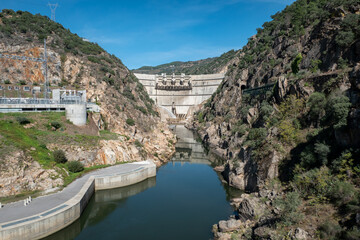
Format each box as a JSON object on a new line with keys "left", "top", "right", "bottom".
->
{"left": 44, "top": 125, "right": 240, "bottom": 240}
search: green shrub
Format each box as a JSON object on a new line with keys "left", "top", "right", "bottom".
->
{"left": 197, "top": 111, "right": 204, "bottom": 123}
{"left": 332, "top": 150, "right": 360, "bottom": 179}
{"left": 336, "top": 31, "right": 355, "bottom": 47}
{"left": 341, "top": 227, "right": 360, "bottom": 240}
{"left": 246, "top": 128, "right": 267, "bottom": 148}
{"left": 135, "top": 105, "right": 147, "bottom": 115}
{"left": 50, "top": 121, "right": 61, "bottom": 130}
{"left": 307, "top": 92, "right": 326, "bottom": 126}
{"left": 314, "top": 142, "right": 330, "bottom": 165}
{"left": 53, "top": 150, "right": 67, "bottom": 164}
{"left": 87, "top": 56, "right": 101, "bottom": 64}
{"left": 310, "top": 59, "right": 322, "bottom": 73}
{"left": 293, "top": 167, "right": 333, "bottom": 201}
{"left": 274, "top": 191, "right": 303, "bottom": 226}
{"left": 291, "top": 53, "right": 302, "bottom": 74}
{"left": 300, "top": 146, "right": 317, "bottom": 167}
{"left": 16, "top": 116, "right": 31, "bottom": 125}
{"left": 126, "top": 118, "right": 135, "bottom": 126}
{"left": 328, "top": 180, "right": 357, "bottom": 207}
{"left": 278, "top": 119, "right": 298, "bottom": 144}
{"left": 324, "top": 94, "right": 351, "bottom": 129}
{"left": 103, "top": 77, "right": 114, "bottom": 85}
{"left": 19, "top": 80, "right": 26, "bottom": 85}
{"left": 4, "top": 79, "right": 10, "bottom": 84}
{"left": 336, "top": 14, "right": 360, "bottom": 47}
{"left": 338, "top": 57, "right": 348, "bottom": 70}
{"left": 260, "top": 101, "right": 273, "bottom": 120}
{"left": 67, "top": 161, "right": 84, "bottom": 173}
{"left": 231, "top": 122, "right": 248, "bottom": 137}
{"left": 123, "top": 87, "right": 136, "bottom": 101}
{"left": 318, "top": 220, "right": 342, "bottom": 240}
{"left": 39, "top": 144, "right": 48, "bottom": 149}
{"left": 135, "top": 140, "right": 143, "bottom": 148}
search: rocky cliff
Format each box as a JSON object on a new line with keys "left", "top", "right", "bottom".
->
{"left": 187, "top": 0, "right": 360, "bottom": 238}
{"left": 0, "top": 10, "right": 175, "bottom": 199}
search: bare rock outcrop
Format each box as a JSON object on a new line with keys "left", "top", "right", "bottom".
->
{"left": 0, "top": 151, "right": 63, "bottom": 197}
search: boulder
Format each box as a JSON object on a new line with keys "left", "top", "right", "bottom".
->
{"left": 253, "top": 226, "right": 274, "bottom": 239}
{"left": 237, "top": 194, "right": 265, "bottom": 221}
{"left": 218, "top": 219, "right": 242, "bottom": 232}
{"left": 288, "top": 228, "right": 309, "bottom": 240}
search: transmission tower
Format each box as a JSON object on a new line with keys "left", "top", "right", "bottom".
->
{"left": 47, "top": 3, "right": 58, "bottom": 21}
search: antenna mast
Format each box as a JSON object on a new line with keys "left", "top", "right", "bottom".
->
{"left": 47, "top": 3, "right": 58, "bottom": 21}
{"left": 43, "top": 39, "right": 48, "bottom": 99}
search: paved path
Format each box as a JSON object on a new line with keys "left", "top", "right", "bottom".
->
{"left": 0, "top": 162, "right": 150, "bottom": 224}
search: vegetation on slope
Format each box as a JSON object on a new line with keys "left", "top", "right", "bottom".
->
{"left": 133, "top": 50, "right": 237, "bottom": 75}
{"left": 0, "top": 112, "right": 123, "bottom": 202}
{"left": 192, "top": 0, "right": 360, "bottom": 238}
{"left": 0, "top": 9, "right": 158, "bottom": 129}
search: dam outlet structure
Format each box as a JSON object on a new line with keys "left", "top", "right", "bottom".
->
{"left": 134, "top": 73, "right": 225, "bottom": 121}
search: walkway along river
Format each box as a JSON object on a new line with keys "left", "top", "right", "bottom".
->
{"left": 44, "top": 125, "right": 241, "bottom": 240}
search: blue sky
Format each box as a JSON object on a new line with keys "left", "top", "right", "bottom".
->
{"left": 1, "top": 0, "right": 296, "bottom": 69}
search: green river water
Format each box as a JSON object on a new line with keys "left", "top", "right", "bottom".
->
{"left": 44, "top": 125, "right": 240, "bottom": 240}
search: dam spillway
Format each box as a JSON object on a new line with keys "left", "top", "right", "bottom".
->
{"left": 134, "top": 73, "right": 225, "bottom": 118}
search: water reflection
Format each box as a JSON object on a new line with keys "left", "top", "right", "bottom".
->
{"left": 43, "top": 178, "right": 156, "bottom": 240}
{"left": 45, "top": 125, "right": 241, "bottom": 240}
{"left": 171, "top": 125, "right": 210, "bottom": 165}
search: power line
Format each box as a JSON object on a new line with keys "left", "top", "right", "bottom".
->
{"left": 47, "top": 2, "right": 58, "bottom": 21}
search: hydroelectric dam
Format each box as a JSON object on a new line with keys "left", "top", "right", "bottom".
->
{"left": 134, "top": 73, "right": 225, "bottom": 121}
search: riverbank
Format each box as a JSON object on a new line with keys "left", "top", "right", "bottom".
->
{"left": 45, "top": 125, "right": 237, "bottom": 240}
{"left": 0, "top": 160, "right": 156, "bottom": 240}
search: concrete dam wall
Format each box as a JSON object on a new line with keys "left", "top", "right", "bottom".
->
{"left": 134, "top": 73, "right": 225, "bottom": 117}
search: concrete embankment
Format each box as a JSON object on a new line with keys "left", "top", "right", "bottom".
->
{"left": 0, "top": 161, "right": 156, "bottom": 240}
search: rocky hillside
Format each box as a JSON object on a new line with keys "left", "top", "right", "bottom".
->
{"left": 188, "top": 0, "right": 360, "bottom": 239}
{"left": 133, "top": 50, "right": 238, "bottom": 75}
{"left": 0, "top": 9, "right": 175, "bottom": 199}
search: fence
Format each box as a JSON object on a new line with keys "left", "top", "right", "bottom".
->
{"left": 0, "top": 98, "right": 84, "bottom": 105}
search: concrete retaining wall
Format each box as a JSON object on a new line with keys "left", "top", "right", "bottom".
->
{"left": 0, "top": 162, "right": 156, "bottom": 240}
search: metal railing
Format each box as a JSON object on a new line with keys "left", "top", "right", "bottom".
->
{"left": 0, "top": 98, "right": 85, "bottom": 105}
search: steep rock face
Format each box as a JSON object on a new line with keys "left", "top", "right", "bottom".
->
{"left": 0, "top": 150, "right": 63, "bottom": 197}
{"left": 189, "top": 1, "right": 360, "bottom": 192}
{"left": 0, "top": 10, "right": 176, "bottom": 197}
{"left": 46, "top": 124, "right": 175, "bottom": 167}
{"left": 189, "top": 1, "right": 360, "bottom": 239}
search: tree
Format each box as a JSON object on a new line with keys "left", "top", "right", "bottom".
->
{"left": 291, "top": 53, "right": 302, "bottom": 74}
{"left": 314, "top": 142, "right": 330, "bottom": 165}
{"left": 307, "top": 92, "right": 326, "bottom": 127}
{"left": 336, "top": 31, "right": 355, "bottom": 47}
{"left": 324, "top": 94, "right": 351, "bottom": 129}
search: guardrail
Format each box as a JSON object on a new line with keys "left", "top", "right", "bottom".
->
{"left": 0, "top": 98, "right": 85, "bottom": 105}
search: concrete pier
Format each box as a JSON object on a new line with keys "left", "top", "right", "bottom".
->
{"left": 0, "top": 161, "right": 156, "bottom": 240}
